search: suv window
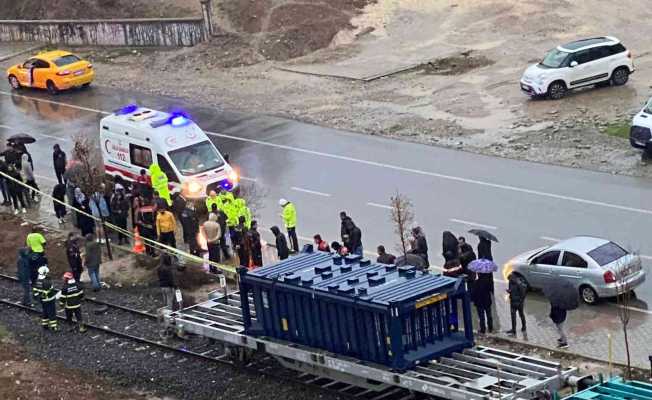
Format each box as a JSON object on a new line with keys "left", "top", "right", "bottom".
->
{"left": 129, "top": 144, "right": 152, "bottom": 168}
{"left": 589, "top": 46, "right": 611, "bottom": 61}
{"left": 561, "top": 252, "right": 588, "bottom": 268}
{"left": 532, "top": 251, "right": 560, "bottom": 265}
{"left": 157, "top": 154, "right": 179, "bottom": 183}
{"left": 572, "top": 49, "right": 593, "bottom": 65}
{"left": 609, "top": 43, "right": 626, "bottom": 55}
{"left": 587, "top": 242, "right": 628, "bottom": 266}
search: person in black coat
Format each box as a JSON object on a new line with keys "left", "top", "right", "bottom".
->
{"left": 110, "top": 187, "right": 130, "bottom": 245}
{"left": 52, "top": 183, "right": 67, "bottom": 224}
{"left": 17, "top": 248, "right": 32, "bottom": 306}
{"left": 477, "top": 237, "right": 493, "bottom": 260}
{"left": 180, "top": 202, "right": 200, "bottom": 255}
{"left": 6, "top": 164, "right": 26, "bottom": 214}
{"left": 410, "top": 227, "right": 429, "bottom": 266}
{"left": 340, "top": 211, "right": 354, "bottom": 242}
{"left": 0, "top": 158, "right": 10, "bottom": 206}
{"left": 234, "top": 216, "right": 249, "bottom": 268}
{"left": 271, "top": 225, "right": 289, "bottom": 260}
{"left": 52, "top": 144, "right": 67, "bottom": 184}
{"left": 158, "top": 254, "right": 176, "bottom": 310}
{"left": 442, "top": 231, "right": 459, "bottom": 262}
{"left": 471, "top": 273, "right": 494, "bottom": 334}
{"left": 506, "top": 273, "right": 527, "bottom": 336}
{"left": 65, "top": 233, "right": 83, "bottom": 282}
{"left": 247, "top": 220, "right": 263, "bottom": 268}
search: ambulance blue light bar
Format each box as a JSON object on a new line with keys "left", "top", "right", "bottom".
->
{"left": 114, "top": 104, "right": 138, "bottom": 115}
{"left": 150, "top": 111, "right": 192, "bottom": 128}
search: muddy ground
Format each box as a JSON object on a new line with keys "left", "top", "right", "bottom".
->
{"left": 0, "top": 327, "right": 148, "bottom": 400}
{"left": 21, "top": 0, "right": 649, "bottom": 179}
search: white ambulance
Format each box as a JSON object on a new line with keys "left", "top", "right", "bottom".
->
{"left": 100, "top": 105, "right": 239, "bottom": 198}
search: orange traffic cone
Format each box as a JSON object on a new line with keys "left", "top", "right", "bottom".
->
{"left": 132, "top": 227, "right": 145, "bottom": 254}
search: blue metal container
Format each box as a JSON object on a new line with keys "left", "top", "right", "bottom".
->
{"left": 239, "top": 250, "right": 474, "bottom": 370}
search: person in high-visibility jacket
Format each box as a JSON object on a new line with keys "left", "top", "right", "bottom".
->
{"left": 234, "top": 198, "right": 251, "bottom": 229}
{"left": 33, "top": 266, "right": 59, "bottom": 331}
{"left": 279, "top": 198, "right": 298, "bottom": 253}
{"left": 149, "top": 164, "right": 172, "bottom": 206}
{"left": 221, "top": 196, "right": 239, "bottom": 250}
{"left": 217, "top": 189, "right": 234, "bottom": 209}
{"left": 59, "top": 271, "right": 86, "bottom": 333}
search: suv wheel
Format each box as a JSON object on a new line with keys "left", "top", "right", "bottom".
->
{"left": 580, "top": 285, "right": 598, "bottom": 305}
{"left": 547, "top": 81, "right": 567, "bottom": 100}
{"left": 611, "top": 67, "right": 629, "bottom": 86}
{"left": 8, "top": 75, "right": 20, "bottom": 90}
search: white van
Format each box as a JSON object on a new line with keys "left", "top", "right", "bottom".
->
{"left": 100, "top": 105, "right": 239, "bottom": 198}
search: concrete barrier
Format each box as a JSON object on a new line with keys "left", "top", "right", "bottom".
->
{"left": 0, "top": 18, "right": 206, "bottom": 47}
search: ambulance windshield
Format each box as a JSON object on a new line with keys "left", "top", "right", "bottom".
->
{"left": 168, "top": 140, "right": 224, "bottom": 176}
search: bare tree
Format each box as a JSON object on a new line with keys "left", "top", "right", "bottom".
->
{"left": 615, "top": 255, "right": 639, "bottom": 380}
{"left": 389, "top": 191, "right": 414, "bottom": 259}
{"left": 70, "top": 133, "right": 113, "bottom": 259}
{"left": 236, "top": 181, "right": 268, "bottom": 220}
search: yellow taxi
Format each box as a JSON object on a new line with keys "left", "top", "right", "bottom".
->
{"left": 6, "top": 50, "right": 94, "bottom": 95}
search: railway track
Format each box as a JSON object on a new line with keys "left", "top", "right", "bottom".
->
{"left": 0, "top": 273, "right": 416, "bottom": 400}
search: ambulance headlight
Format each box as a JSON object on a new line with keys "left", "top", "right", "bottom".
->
{"left": 227, "top": 169, "right": 239, "bottom": 184}
{"left": 183, "top": 180, "right": 204, "bottom": 197}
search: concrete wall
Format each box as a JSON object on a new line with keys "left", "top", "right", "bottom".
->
{"left": 0, "top": 18, "right": 206, "bottom": 47}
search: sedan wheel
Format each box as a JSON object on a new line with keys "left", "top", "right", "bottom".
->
{"left": 580, "top": 286, "right": 598, "bottom": 305}
{"left": 8, "top": 75, "right": 20, "bottom": 90}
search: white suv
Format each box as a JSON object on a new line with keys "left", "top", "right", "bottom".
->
{"left": 520, "top": 37, "right": 634, "bottom": 100}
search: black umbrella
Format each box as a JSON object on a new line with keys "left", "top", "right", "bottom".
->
{"left": 7, "top": 133, "right": 36, "bottom": 145}
{"left": 543, "top": 281, "right": 579, "bottom": 310}
{"left": 468, "top": 229, "right": 499, "bottom": 243}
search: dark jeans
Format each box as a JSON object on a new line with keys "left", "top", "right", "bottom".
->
{"left": 207, "top": 242, "right": 220, "bottom": 273}
{"left": 113, "top": 216, "right": 128, "bottom": 244}
{"left": 476, "top": 304, "right": 493, "bottom": 333}
{"left": 55, "top": 169, "right": 65, "bottom": 185}
{"left": 71, "top": 267, "right": 82, "bottom": 283}
{"left": 159, "top": 231, "right": 176, "bottom": 248}
{"left": 9, "top": 189, "right": 26, "bottom": 210}
{"left": 510, "top": 303, "right": 526, "bottom": 332}
{"left": 0, "top": 177, "right": 8, "bottom": 203}
{"left": 219, "top": 234, "right": 231, "bottom": 260}
{"left": 20, "top": 279, "right": 31, "bottom": 305}
{"left": 287, "top": 227, "right": 299, "bottom": 253}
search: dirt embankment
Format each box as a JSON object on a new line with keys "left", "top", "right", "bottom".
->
{"left": 0, "top": 0, "right": 199, "bottom": 19}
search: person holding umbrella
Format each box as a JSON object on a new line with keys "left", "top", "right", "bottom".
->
{"left": 543, "top": 281, "right": 578, "bottom": 349}
{"left": 467, "top": 258, "right": 498, "bottom": 334}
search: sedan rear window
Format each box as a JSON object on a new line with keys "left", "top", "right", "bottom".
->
{"left": 587, "top": 242, "right": 628, "bottom": 266}
{"left": 53, "top": 54, "right": 81, "bottom": 67}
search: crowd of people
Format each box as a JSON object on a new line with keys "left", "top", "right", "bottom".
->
{"left": 2, "top": 141, "right": 569, "bottom": 347}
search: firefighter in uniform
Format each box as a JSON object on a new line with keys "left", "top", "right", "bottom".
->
{"left": 33, "top": 266, "right": 59, "bottom": 331}
{"left": 59, "top": 271, "right": 87, "bottom": 333}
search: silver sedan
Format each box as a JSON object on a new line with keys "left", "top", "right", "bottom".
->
{"left": 503, "top": 236, "right": 645, "bottom": 305}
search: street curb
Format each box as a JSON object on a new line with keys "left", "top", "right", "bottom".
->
{"left": 486, "top": 334, "right": 649, "bottom": 375}
{"left": 0, "top": 43, "right": 46, "bottom": 62}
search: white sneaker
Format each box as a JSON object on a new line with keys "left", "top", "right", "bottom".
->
{"left": 58, "top": 218, "right": 64, "bottom": 224}
{"left": 100, "top": 239, "right": 106, "bottom": 244}
{"left": 13, "top": 209, "right": 19, "bottom": 215}
{"left": 21, "top": 208, "right": 26, "bottom": 214}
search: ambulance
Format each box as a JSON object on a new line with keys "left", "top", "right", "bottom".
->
{"left": 100, "top": 105, "right": 239, "bottom": 198}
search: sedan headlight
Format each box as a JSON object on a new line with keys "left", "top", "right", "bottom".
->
{"left": 502, "top": 261, "right": 514, "bottom": 281}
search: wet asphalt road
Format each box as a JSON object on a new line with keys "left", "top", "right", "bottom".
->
{"left": 1, "top": 85, "right": 651, "bottom": 318}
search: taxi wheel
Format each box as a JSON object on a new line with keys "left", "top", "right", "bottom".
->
{"left": 46, "top": 80, "right": 59, "bottom": 95}
{"left": 82, "top": 82, "right": 91, "bottom": 88}
{"left": 8, "top": 75, "right": 20, "bottom": 90}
